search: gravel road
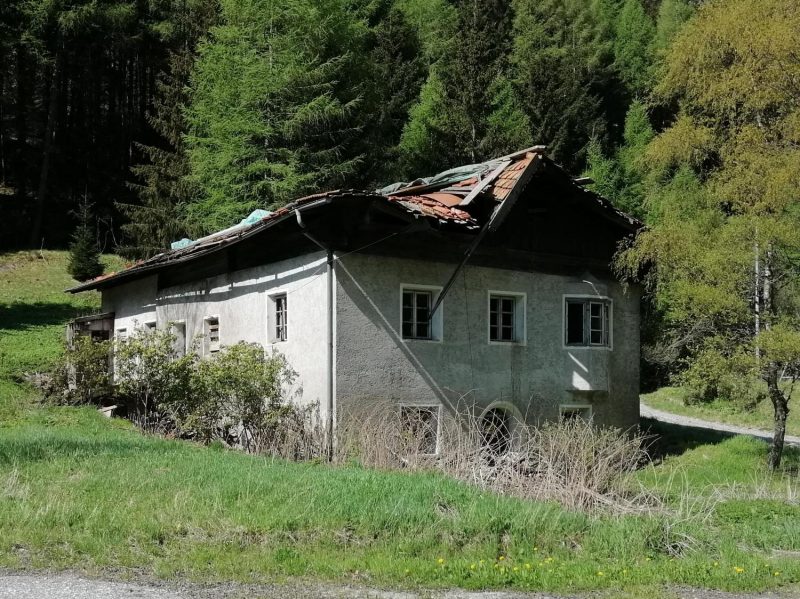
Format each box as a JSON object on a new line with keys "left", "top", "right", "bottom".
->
{"left": 640, "top": 404, "right": 800, "bottom": 447}
{"left": 0, "top": 573, "right": 796, "bottom": 599}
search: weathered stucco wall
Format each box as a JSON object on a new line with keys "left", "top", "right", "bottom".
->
{"left": 334, "top": 253, "right": 640, "bottom": 430}
{"left": 101, "top": 252, "right": 331, "bottom": 419}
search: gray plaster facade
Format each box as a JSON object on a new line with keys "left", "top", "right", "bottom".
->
{"left": 98, "top": 248, "right": 639, "bottom": 433}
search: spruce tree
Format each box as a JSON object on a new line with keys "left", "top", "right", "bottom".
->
{"left": 67, "top": 199, "right": 103, "bottom": 282}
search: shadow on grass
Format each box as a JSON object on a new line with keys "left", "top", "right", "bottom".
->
{"left": 0, "top": 301, "right": 84, "bottom": 331}
{"left": 642, "top": 417, "right": 738, "bottom": 460}
{"left": 0, "top": 431, "right": 168, "bottom": 466}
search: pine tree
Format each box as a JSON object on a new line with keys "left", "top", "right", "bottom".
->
{"left": 184, "top": 0, "right": 371, "bottom": 233}
{"left": 67, "top": 199, "right": 103, "bottom": 282}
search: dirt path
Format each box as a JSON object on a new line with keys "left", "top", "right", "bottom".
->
{"left": 0, "top": 573, "right": 795, "bottom": 599}
{"left": 640, "top": 403, "right": 800, "bottom": 447}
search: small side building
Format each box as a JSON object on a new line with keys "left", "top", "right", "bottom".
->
{"left": 68, "top": 147, "right": 642, "bottom": 448}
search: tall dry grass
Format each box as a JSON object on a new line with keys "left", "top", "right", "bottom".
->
{"left": 334, "top": 402, "right": 655, "bottom": 514}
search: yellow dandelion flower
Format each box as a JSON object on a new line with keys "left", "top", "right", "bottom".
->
{"left": 470, "top": 564, "right": 476, "bottom": 570}
{"left": 645, "top": 557, "right": 651, "bottom": 562}
{"left": 533, "top": 546, "right": 539, "bottom": 551}
{"left": 597, "top": 571, "right": 605, "bottom": 577}
{"left": 734, "top": 567, "right": 744, "bottom": 574}
{"left": 525, "top": 563, "right": 531, "bottom": 569}
{"left": 404, "top": 569, "right": 410, "bottom": 575}
{"left": 499, "top": 556, "right": 505, "bottom": 561}
{"left": 479, "top": 559, "right": 485, "bottom": 565}
{"left": 774, "top": 571, "right": 781, "bottom": 577}
{"left": 437, "top": 558, "right": 444, "bottom": 565}
{"left": 713, "top": 562, "right": 719, "bottom": 567}
{"left": 513, "top": 566, "right": 519, "bottom": 572}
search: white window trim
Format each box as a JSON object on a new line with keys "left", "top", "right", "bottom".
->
{"left": 561, "top": 294, "right": 613, "bottom": 351}
{"left": 203, "top": 315, "right": 220, "bottom": 356}
{"left": 399, "top": 404, "right": 442, "bottom": 456}
{"left": 266, "top": 290, "right": 290, "bottom": 344}
{"left": 559, "top": 404, "right": 593, "bottom": 422}
{"left": 399, "top": 284, "right": 444, "bottom": 343}
{"left": 487, "top": 290, "right": 527, "bottom": 346}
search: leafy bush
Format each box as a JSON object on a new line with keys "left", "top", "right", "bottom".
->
{"left": 677, "top": 339, "right": 766, "bottom": 409}
{"left": 114, "top": 327, "right": 195, "bottom": 432}
{"left": 46, "top": 335, "right": 113, "bottom": 405}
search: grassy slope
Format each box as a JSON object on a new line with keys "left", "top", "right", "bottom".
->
{"left": 1, "top": 251, "right": 800, "bottom": 596}
{"left": 642, "top": 387, "right": 800, "bottom": 438}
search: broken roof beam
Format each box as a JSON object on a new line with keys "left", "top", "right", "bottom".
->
{"left": 458, "top": 159, "right": 511, "bottom": 206}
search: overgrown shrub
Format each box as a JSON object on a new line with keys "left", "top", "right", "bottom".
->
{"left": 678, "top": 339, "right": 766, "bottom": 409}
{"left": 114, "top": 327, "right": 195, "bottom": 432}
{"left": 46, "top": 335, "right": 112, "bottom": 405}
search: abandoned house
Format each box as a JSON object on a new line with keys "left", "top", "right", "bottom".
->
{"left": 68, "top": 146, "right": 642, "bottom": 451}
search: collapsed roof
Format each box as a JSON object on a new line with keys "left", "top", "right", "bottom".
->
{"left": 68, "top": 146, "right": 640, "bottom": 293}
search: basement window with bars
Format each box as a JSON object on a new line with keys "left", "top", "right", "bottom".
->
{"left": 489, "top": 293, "right": 525, "bottom": 343}
{"left": 205, "top": 317, "right": 220, "bottom": 354}
{"left": 402, "top": 289, "right": 432, "bottom": 340}
{"left": 400, "top": 406, "right": 440, "bottom": 455}
{"left": 565, "top": 298, "right": 611, "bottom": 347}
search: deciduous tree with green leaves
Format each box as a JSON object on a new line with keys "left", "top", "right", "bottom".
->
{"left": 618, "top": 0, "right": 800, "bottom": 469}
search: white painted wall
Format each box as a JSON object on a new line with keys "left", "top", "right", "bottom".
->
{"left": 101, "top": 252, "right": 331, "bottom": 420}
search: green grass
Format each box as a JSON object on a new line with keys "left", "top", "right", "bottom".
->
{"left": 642, "top": 386, "right": 800, "bottom": 438}
{"left": 1, "top": 251, "right": 800, "bottom": 595}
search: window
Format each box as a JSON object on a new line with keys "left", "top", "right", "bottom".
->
{"left": 564, "top": 298, "right": 611, "bottom": 347}
{"left": 115, "top": 328, "right": 127, "bottom": 342}
{"left": 402, "top": 289, "right": 432, "bottom": 340}
{"left": 488, "top": 292, "right": 526, "bottom": 343}
{"left": 560, "top": 405, "right": 592, "bottom": 423}
{"left": 268, "top": 293, "right": 288, "bottom": 343}
{"left": 400, "top": 406, "right": 440, "bottom": 454}
{"left": 144, "top": 321, "right": 156, "bottom": 332}
{"left": 205, "top": 317, "right": 220, "bottom": 354}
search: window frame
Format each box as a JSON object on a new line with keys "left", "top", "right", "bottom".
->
{"left": 115, "top": 328, "right": 127, "bottom": 342}
{"left": 559, "top": 404, "right": 593, "bottom": 423}
{"left": 204, "top": 316, "right": 220, "bottom": 355}
{"left": 143, "top": 320, "right": 157, "bottom": 332}
{"left": 562, "top": 295, "right": 612, "bottom": 350}
{"left": 487, "top": 290, "right": 527, "bottom": 345}
{"left": 267, "top": 291, "right": 289, "bottom": 344}
{"left": 399, "top": 284, "right": 443, "bottom": 342}
{"left": 399, "top": 404, "right": 441, "bottom": 456}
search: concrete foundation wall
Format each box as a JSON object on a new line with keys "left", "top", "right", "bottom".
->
{"left": 334, "top": 253, "right": 640, "bottom": 430}
{"left": 101, "top": 252, "right": 331, "bottom": 419}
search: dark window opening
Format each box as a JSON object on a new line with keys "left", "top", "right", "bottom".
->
{"left": 481, "top": 408, "right": 511, "bottom": 455}
{"left": 400, "top": 406, "right": 438, "bottom": 454}
{"left": 489, "top": 296, "right": 516, "bottom": 342}
{"left": 565, "top": 299, "right": 610, "bottom": 347}
{"left": 402, "top": 290, "right": 432, "bottom": 340}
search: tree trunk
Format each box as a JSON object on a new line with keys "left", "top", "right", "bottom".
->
{"left": 29, "top": 51, "right": 62, "bottom": 248}
{"left": 767, "top": 363, "right": 788, "bottom": 471}
{"left": 762, "top": 246, "right": 788, "bottom": 470}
